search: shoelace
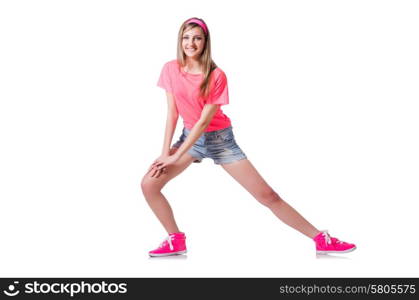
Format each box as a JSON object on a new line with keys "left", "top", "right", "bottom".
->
{"left": 159, "top": 235, "right": 175, "bottom": 250}
{"left": 322, "top": 230, "right": 343, "bottom": 245}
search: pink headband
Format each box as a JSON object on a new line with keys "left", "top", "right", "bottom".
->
{"left": 185, "top": 18, "right": 208, "bottom": 35}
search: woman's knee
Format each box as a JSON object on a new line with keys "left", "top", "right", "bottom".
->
{"left": 140, "top": 175, "right": 162, "bottom": 196}
{"left": 257, "top": 189, "right": 283, "bottom": 207}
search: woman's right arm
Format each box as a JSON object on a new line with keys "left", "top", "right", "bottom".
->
{"left": 161, "top": 91, "right": 179, "bottom": 156}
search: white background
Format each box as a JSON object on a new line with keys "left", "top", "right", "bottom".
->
{"left": 1, "top": 0, "right": 418, "bottom": 277}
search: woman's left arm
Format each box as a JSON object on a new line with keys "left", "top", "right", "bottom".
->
{"left": 171, "top": 104, "right": 219, "bottom": 160}
{"left": 150, "top": 104, "right": 219, "bottom": 172}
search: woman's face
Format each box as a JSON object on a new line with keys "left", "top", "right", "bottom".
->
{"left": 182, "top": 26, "right": 205, "bottom": 59}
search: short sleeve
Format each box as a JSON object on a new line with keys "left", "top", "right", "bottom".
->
{"left": 206, "top": 70, "right": 229, "bottom": 105}
{"left": 157, "top": 62, "right": 173, "bottom": 93}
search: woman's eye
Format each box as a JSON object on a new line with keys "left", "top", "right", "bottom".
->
{"left": 183, "top": 37, "right": 201, "bottom": 40}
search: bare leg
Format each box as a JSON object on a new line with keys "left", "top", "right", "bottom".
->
{"left": 141, "top": 148, "right": 197, "bottom": 234}
{"left": 221, "top": 159, "right": 320, "bottom": 239}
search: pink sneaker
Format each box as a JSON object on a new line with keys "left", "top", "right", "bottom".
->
{"left": 313, "top": 230, "right": 356, "bottom": 254}
{"left": 148, "top": 232, "right": 187, "bottom": 257}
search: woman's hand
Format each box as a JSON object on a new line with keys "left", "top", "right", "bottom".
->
{"left": 147, "top": 148, "right": 180, "bottom": 178}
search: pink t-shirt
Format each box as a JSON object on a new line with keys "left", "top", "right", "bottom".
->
{"left": 157, "top": 59, "right": 232, "bottom": 132}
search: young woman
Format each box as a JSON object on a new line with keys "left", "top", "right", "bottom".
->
{"left": 141, "top": 17, "right": 356, "bottom": 257}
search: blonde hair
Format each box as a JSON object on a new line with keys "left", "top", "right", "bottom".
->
{"left": 176, "top": 17, "right": 217, "bottom": 100}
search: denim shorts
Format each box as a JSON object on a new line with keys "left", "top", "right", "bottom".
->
{"left": 171, "top": 125, "right": 247, "bottom": 165}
